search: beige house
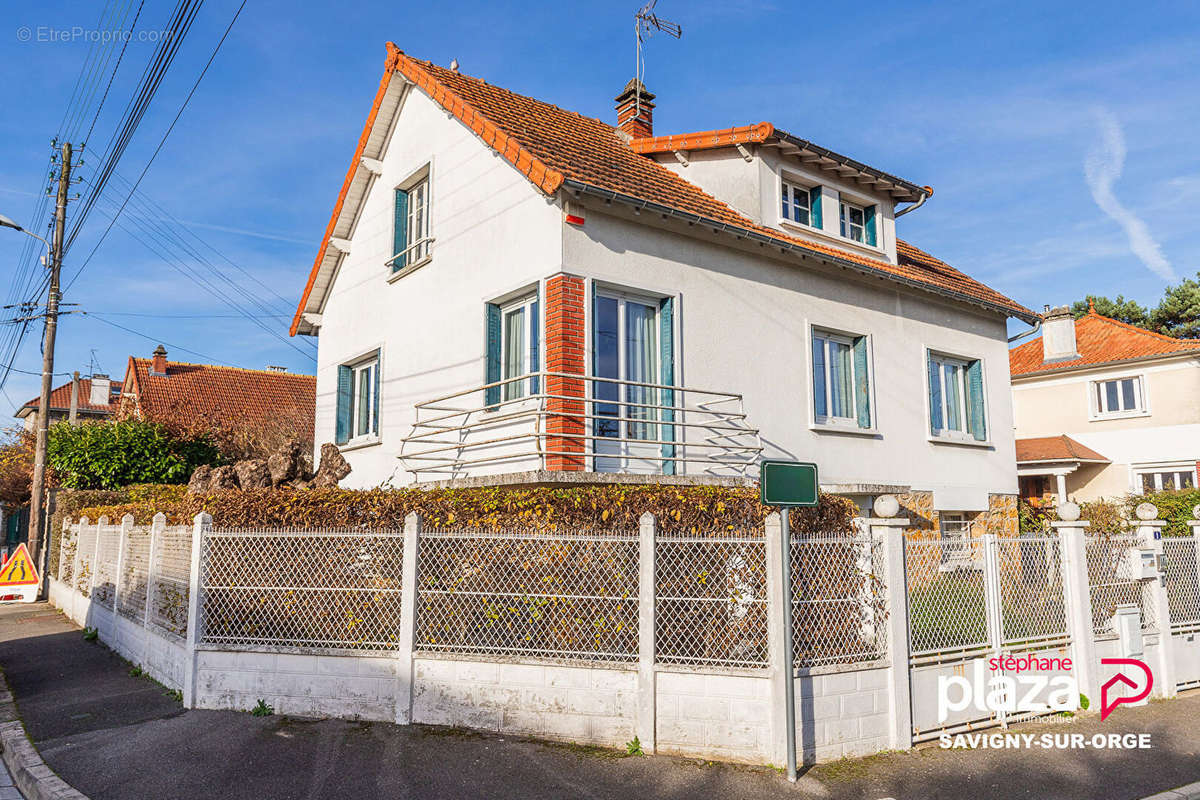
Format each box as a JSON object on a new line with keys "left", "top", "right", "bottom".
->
{"left": 1011, "top": 304, "right": 1200, "bottom": 501}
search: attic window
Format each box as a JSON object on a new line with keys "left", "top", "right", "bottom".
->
{"left": 781, "top": 179, "right": 822, "bottom": 230}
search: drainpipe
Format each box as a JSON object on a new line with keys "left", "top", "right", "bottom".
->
{"left": 1007, "top": 319, "right": 1042, "bottom": 344}
{"left": 893, "top": 186, "right": 933, "bottom": 218}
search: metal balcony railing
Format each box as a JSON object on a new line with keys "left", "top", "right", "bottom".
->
{"left": 397, "top": 371, "right": 763, "bottom": 481}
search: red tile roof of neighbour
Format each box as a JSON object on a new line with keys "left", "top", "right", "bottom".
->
{"left": 16, "top": 378, "right": 119, "bottom": 418}
{"left": 292, "top": 44, "right": 1034, "bottom": 334}
{"left": 1010, "top": 310, "right": 1200, "bottom": 377}
{"left": 126, "top": 359, "right": 315, "bottom": 430}
{"left": 1015, "top": 435, "right": 1109, "bottom": 464}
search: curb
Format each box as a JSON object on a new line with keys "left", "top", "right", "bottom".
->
{"left": 1143, "top": 784, "right": 1200, "bottom": 800}
{"left": 0, "top": 676, "right": 88, "bottom": 800}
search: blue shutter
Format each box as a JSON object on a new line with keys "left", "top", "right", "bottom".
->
{"left": 372, "top": 356, "right": 381, "bottom": 435}
{"left": 927, "top": 353, "right": 942, "bottom": 435}
{"left": 335, "top": 365, "right": 352, "bottom": 444}
{"left": 659, "top": 296, "right": 675, "bottom": 476}
{"left": 811, "top": 335, "right": 827, "bottom": 418}
{"left": 966, "top": 359, "right": 987, "bottom": 441}
{"left": 529, "top": 294, "right": 540, "bottom": 396}
{"left": 853, "top": 336, "right": 871, "bottom": 428}
{"left": 864, "top": 205, "right": 877, "bottom": 247}
{"left": 392, "top": 189, "right": 409, "bottom": 271}
{"left": 485, "top": 304, "right": 501, "bottom": 407}
{"left": 809, "top": 186, "right": 823, "bottom": 230}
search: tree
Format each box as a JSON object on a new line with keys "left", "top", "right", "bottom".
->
{"left": 1071, "top": 295, "right": 1149, "bottom": 327}
{"left": 46, "top": 419, "right": 221, "bottom": 490}
{"left": 1150, "top": 274, "right": 1200, "bottom": 339}
{"left": 0, "top": 428, "right": 34, "bottom": 506}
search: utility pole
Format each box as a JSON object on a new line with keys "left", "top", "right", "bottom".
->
{"left": 28, "top": 141, "right": 71, "bottom": 573}
{"left": 69, "top": 371, "right": 80, "bottom": 425}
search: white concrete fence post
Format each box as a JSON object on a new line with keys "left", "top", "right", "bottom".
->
{"left": 869, "top": 495, "right": 912, "bottom": 751}
{"left": 1134, "top": 503, "right": 1175, "bottom": 698}
{"left": 143, "top": 512, "right": 165, "bottom": 669}
{"left": 764, "top": 511, "right": 787, "bottom": 766}
{"left": 636, "top": 512, "right": 656, "bottom": 753}
{"left": 1052, "top": 503, "right": 1096, "bottom": 707}
{"left": 112, "top": 514, "right": 132, "bottom": 645}
{"left": 182, "top": 512, "right": 211, "bottom": 709}
{"left": 73, "top": 516, "right": 87, "bottom": 625}
{"left": 395, "top": 512, "right": 421, "bottom": 725}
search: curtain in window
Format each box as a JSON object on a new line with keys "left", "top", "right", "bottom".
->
{"left": 828, "top": 339, "right": 853, "bottom": 418}
{"left": 625, "top": 302, "right": 658, "bottom": 441}
{"left": 944, "top": 362, "right": 963, "bottom": 431}
{"left": 355, "top": 366, "right": 372, "bottom": 436}
{"left": 503, "top": 308, "right": 525, "bottom": 401}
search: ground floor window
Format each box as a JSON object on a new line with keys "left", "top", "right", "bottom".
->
{"left": 1136, "top": 467, "right": 1196, "bottom": 493}
{"left": 336, "top": 351, "right": 380, "bottom": 444}
{"left": 939, "top": 512, "right": 973, "bottom": 566}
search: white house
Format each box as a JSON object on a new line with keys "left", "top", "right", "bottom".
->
{"left": 1012, "top": 303, "right": 1200, "bottom": 501}
{"left": 290, "top": 43, "right": 1036, "bottom": 535}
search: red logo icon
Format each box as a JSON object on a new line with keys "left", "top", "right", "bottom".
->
{"left": 1099, "top": 658, "right": 1153, "bottom": 720}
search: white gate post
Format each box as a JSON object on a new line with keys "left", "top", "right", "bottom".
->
{"left": 636, "top": 512, "right": 656, "bottom": 753}
{"left": 395, "top": 513, "right": 421, "bottom": 725}
{"left": 1134, "top": 503, "right": 1175, "bottom": 698}
{"left": 1053, "top": 503, "right": 1096, "bottom": 708}
{"left": 870, "top": 496, "right": 912, "bottom": 750}
{"left": 981, "top": 533, "right": 1006, "bottom": 728}
{"left": 764, "top": 512, "right": 788, "bottom": 766}
{"left": 112, "top": 515, "right": 132, "bottom": 647}
{"left": 182, "top": 512, "right": 210, "bottom": 709}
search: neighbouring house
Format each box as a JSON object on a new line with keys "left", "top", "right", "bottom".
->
{"left": 118, "top": 345, "right": 317, "bottom": 452}
{"left": 14, "top": 373, "right": 120, "bottom": 432}
{"left": 1011, "top": 304, "right": 1200, "bottom": 501}
{"left": 290, "top": 43, "right": 1037, "bottom": 538}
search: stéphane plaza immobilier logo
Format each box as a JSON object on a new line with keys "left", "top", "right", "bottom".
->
{"left": 937, "top": 654, "right": 1155, "bottom": 750}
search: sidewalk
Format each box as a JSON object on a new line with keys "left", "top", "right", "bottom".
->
{"left": 1, "top": 602, "right": 1198, "bottom": 800}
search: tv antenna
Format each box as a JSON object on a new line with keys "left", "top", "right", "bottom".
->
{"left": 634, "top": 1, "right": 682, "bottom": 121}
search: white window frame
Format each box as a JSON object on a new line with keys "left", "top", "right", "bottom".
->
{"left": 928, "top": 352, "right": 978, "bottom": 443}
{"left": 938, "top": 512, "right": 976, "bottom": 570}
{"left": 780, "top": 178, "right": 813, "bottom": 228}
{"left": 500, "top": 294, "right": 538, "bottom": 401}
{"left": 388, "top": 164, "right": 434, "bottom": 281}
{"left": 840, "top": 199, "right": 866, "bottom": 243}
{"left": 1132, "top": 463, "right": 1197, "bottom": 494}
{"left": 345, "top": 353, "right": 380, "bottom": 446}
{"left": 810, "top": 327, "right": 873, "bottom": 431}
{"left": 1089, "top": 374, "right": 1148, "bottom": 420}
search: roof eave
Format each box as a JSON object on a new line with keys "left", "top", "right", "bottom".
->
{"left": 563, "top": 179, "right": 1034, "bottom": 324}
{"left": 1011, "top": 348, "right": 1200, "bottom": 380}
{"left": 770, "top": 130, "right": 930, "bottom": 203}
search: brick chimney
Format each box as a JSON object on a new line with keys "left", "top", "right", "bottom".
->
{"left": 615, "top": 78, "right": 654, "bottom": 139}
{"left": 1041, "top": 305, "right": 1079, "bottom": 363}
{"left": 150, "top": 344, "right": 168, "bottom": 376}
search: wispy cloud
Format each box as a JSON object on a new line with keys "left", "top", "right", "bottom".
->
{"left": 1084, "top": 108, "right": 1174, "bottom": 281}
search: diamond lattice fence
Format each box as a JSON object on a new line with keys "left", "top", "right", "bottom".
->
{"left": 792, "top": 534, "right": 887, "bottom": 667}
{"left": 1164, "top": 536, "right": 1200, "bottom": 630}
{"left": 75, "top": 523, "right": 96, "bottom": 598}
{"left": 1085, "top": 536, "right": 1153, "bottom": 634}
{"left": 149, "top": 524, "right": 192, "bottom": 638}
{"left": 118, "top": 524, "right": 152, "bottom": 622}
{"left": 997, "top": 536, "right": 1068, "bottom": 649}
{"left": 905, "top": 536, "right": 989, "bottom": 656}
{"left": 92, "top": 523, "right": 121, "bottom": 609}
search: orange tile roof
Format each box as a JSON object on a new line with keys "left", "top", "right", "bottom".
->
{"left": 1010, "top": 310, "right": 1200, "bottom": 377}
{"left": 126, "top": 358, "right": 315, "bottom": 431}
{"left": 292, "top": 44, "right": 1033, "bottom": 334}
{"left": 17, "top": 378, "right": 119, "bottom": 418}
{"left": 1016, "top": 435, "right": 1109, "bottom": 464}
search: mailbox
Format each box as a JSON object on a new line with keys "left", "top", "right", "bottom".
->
{"left": 1116, "top": 547, "right": 1158, "bottom": 581}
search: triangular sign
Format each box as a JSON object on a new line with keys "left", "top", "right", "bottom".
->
{"left": 0, "top": 544, "right": 39, "bottom": 587}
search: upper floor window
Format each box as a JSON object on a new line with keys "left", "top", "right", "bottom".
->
{"left": 840, "top": 200, "right": 878, "bottom": 246}
{"left": 782, "top": 180, "right": 822, "bottom": 229}
{"left": 811, "top": 329, "right": 871, "bottom": 429}
{"left": 928, "top": 351, "right": 987, "bottom": 442}
{"left": 1091, "top": 376, "right": 1144, "bottom": 418}
{"left": 391, "top": 172, "right": 431, "bottom": 273}
{"left": 336, "top": 351, "right": 380, "bottom": 445}
{"left": 485, "top": 292, "right": 540, "bottom": 406}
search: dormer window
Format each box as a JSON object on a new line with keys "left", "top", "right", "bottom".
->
{"left": 839, "top": 199, "right": 878, "bottom": 247}
{"left": 781, "top": 179, "right": 822, "bottom": 230}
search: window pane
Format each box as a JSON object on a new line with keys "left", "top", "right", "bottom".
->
{"left": 593, "top": 296, "right": 620, "bottom": 438}
{"left": 1162, "top": 472, "right": 1176, "bottom": 491}
{"left": 1105, "top": 381, "right": 1119, "bottom": 412}
{"left": 1141, "top": 473, "right": 1155, "bottom": 493}
{"left": 944, "top": 363, "right": 962, "bottom": 431}
{"left": 1121, "top": 378, "right": 1137, "bottom": 410}
{"left": 828, "top": 340, "right": 853, "bottom": 418}
{"left": 355, "top": 366, "right": 371, "bottom": 436}
{"left": 625, "top": 301, "right": 658, "bottom": 440}
{"left": 812, "top": 337, "right": 827, "bottom": 418}
{"left": 1181, "top": 472, "right": 1195, "bottom": 489}
{"left": 781, "top": 185, "right": 789, "bottom": 219}
{"left": 839, "top": 204, "right": 847, "bottom": 237}
{"left": 503, "top": 308, "right": 525, "bottom": 400}
{"left": 850, "top": 207, "right": 865, "bottom": 226}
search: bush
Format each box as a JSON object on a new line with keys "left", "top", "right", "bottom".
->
{"left": 47, "top": 420, "right": 221, "bottom": 490}
{"left": 1130, "top": 488, "right": 1200, "bottom": 537}
{"left": 0, "top": 427, "right": 34, "bottom": 505}
{"left": 1017, "top": 497, "right": 1130, "bottom": 536}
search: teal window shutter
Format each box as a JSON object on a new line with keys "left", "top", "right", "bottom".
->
{"left": 392, "top": 189, "right": 409, "bottom": 271}
{"left": 966, "top": 359, "right": 987, "bottom": 441}
{"left": 372, "top": 355, "right": 381, "bottom": 435}
{"left": 659, "top": 296, "right": 675, "bottom": 476}
{"left": 864, "top": 205, "right": 877, "bottom": 247}
{"left": 335, "top": 365, "right": 352, "bottom": 444}
{"left": 529, "top": 293, "right": 540, "bottom": 395}
{"left": 811, "top": 335, "right": 827, "bottom": 418}
{"left": 927, "top": 353, "right": 942, "bottom": 435}
{"left": 853, "top": 336, "right": 871, "bottom": 428}
{"left": 485, "top": 304, "right": 501, "bottom": 406}
{"left": 809, "top": 186, "right": 823, "bottom": 229}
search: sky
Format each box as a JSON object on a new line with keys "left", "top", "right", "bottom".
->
{"left": 1, "top": 0, "right": 1199, "bottom": 416}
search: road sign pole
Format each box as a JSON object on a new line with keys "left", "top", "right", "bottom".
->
{"left": 780, "top": 505, "right": 797, "bottom": 782}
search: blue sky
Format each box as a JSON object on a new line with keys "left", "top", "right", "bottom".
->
{"left": 2, "top": 0, "right": 1199, "bottom": 415}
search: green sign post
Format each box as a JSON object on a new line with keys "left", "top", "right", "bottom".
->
{"left": 760, "top": 460, "right": 818, "bottom": 782}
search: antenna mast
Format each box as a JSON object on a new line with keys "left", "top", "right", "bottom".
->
{"left": 634, "top": 1, "right": 682, "bottom": 122}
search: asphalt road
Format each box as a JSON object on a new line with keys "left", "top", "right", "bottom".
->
{"left": 1, "top": 602, "right": 1198, "bottom": 800}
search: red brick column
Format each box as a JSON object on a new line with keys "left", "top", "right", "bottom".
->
{"left": 544, "top": 274, "right": 586, "bottom": 471}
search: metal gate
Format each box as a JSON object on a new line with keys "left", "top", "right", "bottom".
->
{"left": 1163, "top": 535, "right": 1200, "bottom": 690}
{"left": 905, "top": 533, "right": 1072, "bottom": 741}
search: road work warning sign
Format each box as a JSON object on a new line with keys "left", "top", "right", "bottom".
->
{"left": 0, "top": 544, "right": 39, "bottom": 602}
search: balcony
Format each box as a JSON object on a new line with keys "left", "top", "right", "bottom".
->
{"left": 397, "top": 372, "right": 763, "bottom": 483}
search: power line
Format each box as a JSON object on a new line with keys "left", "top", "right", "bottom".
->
{"left": 81, "top": 312, "right": 230, "bottom": 364}
{"left": 81, "top": 0, "right": 147, "bottom": 148}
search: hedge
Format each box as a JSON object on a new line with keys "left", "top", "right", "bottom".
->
{"left": 60, "top": 483, "right": 859, "bottom": 536}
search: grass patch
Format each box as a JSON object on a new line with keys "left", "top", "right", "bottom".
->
{"left": 809, "top": 750, "right": 904, "bottom": 782}
{"left": 82, "top": 627, "right": 98, "bottom": 642}
{"left": 128, "top": 665, "right": 144, "bottom": 678}
{"left": 251, "top": 699, "right": 274, "bottom": 717}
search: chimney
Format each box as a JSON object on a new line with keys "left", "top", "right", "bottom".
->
{"left": 88, "top": 374, "right": 112, "bottom": 406}
{"left": 150, "top": 344, "right": 168, "bottom": 376}
{"left": 1041, "top": 305, "right": 1079, "bottom": 363}
{"left": 615, "top": 78, "right": 654, "bottom": 139}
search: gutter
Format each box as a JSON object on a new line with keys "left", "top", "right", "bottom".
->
{"left": 1011, "top": 348, "right": 1200, "bottom": 381}
{"left": 773, "top": 130, "right": 931, "bottom": 202}
{"left": 563, "top": 180, "right": 1039, "bottom": 325}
